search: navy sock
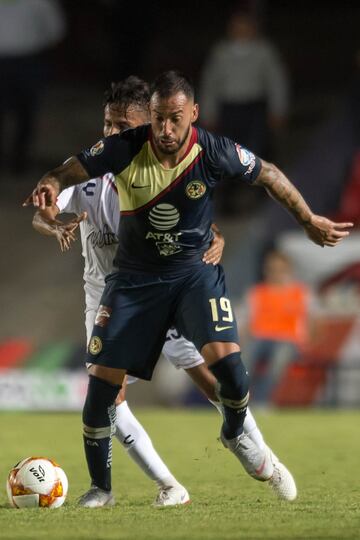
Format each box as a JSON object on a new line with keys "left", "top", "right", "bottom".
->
{"left": 82, "top": 375, "right": 121, "bottom": 492}
{"left": 209, "top": 352, "right": 249, "bottom": 439}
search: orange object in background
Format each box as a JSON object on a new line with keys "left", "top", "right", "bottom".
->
{"left": 248, "top": 282, "right": 309, "bottom": 346}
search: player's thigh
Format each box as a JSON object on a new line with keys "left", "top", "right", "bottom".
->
{"left": 162, "top": 330, "right": 204, "bottom": 370}
{"left": 175, "top": 265, "right": 239, "bottom": 355}
{"left": 87, "top": 274, "right": 172, "bottom": 380}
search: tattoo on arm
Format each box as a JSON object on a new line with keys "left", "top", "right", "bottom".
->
{"left": 254, "top": 160, "right": 313, "bottom": 225}
{"left": 40, "top": 157, "right": 89, "bottom": 192}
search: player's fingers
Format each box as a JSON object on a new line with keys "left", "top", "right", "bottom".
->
{"left": 22, "top": 193, "right": 34, "bottom": 207}
{"left": 38, "top": 191, "right": 47, "bottom": 210}
{"left": 75, "top": 211, "right": 87, "bottom": 224}
{"left": 331, "top": 229, "right": 350, "bottom": 239}
{"left": 203, "top": 251, "right": 220, "bottom": 264}
{"left": 324, "top": 240, "right": 339, "bottom": 247}
{"left": 67, "top": 231, "right": 76, "bottom": 241}
{"left": 202, "top": 249, "right": 216, "bottom": 263}
{"left": 333, "top": 222, "right": 354, "bottom": 230}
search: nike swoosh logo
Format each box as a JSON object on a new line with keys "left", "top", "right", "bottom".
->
{"left": 131, "top": 183, "right": 150, "bottom": 189}
{"left": 255, "top": 459, "right": 266, "bottom": 476}
{"left": 215, "top": 324, "right": 233, "bottom": 332}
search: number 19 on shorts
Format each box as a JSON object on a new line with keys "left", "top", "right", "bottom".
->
{"left": 209, "top": 297, "right": 234, "bottom": 331}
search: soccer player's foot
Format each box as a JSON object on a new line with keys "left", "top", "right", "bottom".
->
{"left": 221, "top": 430, "right": 274, "bottom": 481}
{"left": 267, "top": 449, "right": 297, "bottom": 501}
{"left": 77, "top": 486, "right": 115, "bottom": 508}
{"left": 154, "top": 483, "right": 190, "bottom": 507}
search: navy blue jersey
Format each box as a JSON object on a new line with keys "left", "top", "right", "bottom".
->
{"left": 77, "top": 125, "right": 261, "bottom": 275}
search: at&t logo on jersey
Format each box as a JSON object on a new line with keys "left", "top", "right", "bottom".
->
{"left": 146, "top": 203, "right": 182, "bottom": 256}
{"left": 148, "top": 203, "right": 180, "bottom": 230}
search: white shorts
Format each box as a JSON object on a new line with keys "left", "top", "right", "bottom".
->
{"left": 162, "top": 328, "right": 204, "bottom": 370}
{"left": 84, "top": 287, "right": 205, "bottom": 381}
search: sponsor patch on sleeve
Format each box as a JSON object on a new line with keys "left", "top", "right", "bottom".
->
{"left": 90, "top": 140, "right": 105, "bottom": 157}
{"left": 235, "top": 143, "right": 256, "bottom": 175}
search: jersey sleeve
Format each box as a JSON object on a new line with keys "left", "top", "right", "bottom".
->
{"left": 76, "top": 134, "right": 132, "bottom": 179}
{"left": 205, "top": 133, "right": 262, "bottom": 184}
{"left": 56, "top": 186, "right": 77, "bottom": 214}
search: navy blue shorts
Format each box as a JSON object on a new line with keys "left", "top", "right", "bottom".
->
{"left": 86, "top": 264, "right": 239, "bottom": 380}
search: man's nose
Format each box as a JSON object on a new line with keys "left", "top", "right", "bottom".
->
{"left": 162, "top": 120, "right": 172, "bottom": 136}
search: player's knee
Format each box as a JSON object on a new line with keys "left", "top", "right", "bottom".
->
{"left": 208, "top": 352, "right": 249, "bottom": 405}
{"left": 82, "top": 375, "right": 120, "bottom": 431}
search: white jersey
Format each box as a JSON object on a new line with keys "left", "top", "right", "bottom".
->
{"left": 56, "top": 173, "right": 119, "bottom": 294}
{"left": 56, "top": 174, "right": 203, "bottom": 371}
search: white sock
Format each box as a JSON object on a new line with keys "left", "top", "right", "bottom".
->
{"left": 243, "top": 407, "right": 266, "bottom": 450}
{"left": 114, "top": 401, "right": 179, "bottom": 488}
{"left": 209, "top": 400, "right": 265, "bottom": 450}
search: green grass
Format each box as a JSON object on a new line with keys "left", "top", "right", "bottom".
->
{"left": 0, "top": 409, "right": 359, "bottom": 540}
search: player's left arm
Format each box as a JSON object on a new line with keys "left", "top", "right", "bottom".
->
{"left": 254, "top": 159, "right": 353, "bottom": 247}
{"left": 202, "top": 223, "right": 225, "bottom": 265}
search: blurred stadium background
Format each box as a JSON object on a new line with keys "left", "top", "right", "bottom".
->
{"left": 1, "top": 0, "right": 360, "bottom": 412}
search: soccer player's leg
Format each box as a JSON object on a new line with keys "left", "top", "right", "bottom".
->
{"left": 162, "top": 334, "right": 297, "bottom": 500}
{"left": 79, "top": 364, "right": 124, "bottom": 507}
{"left": 175, "top": 265, "right": 273, "bottom": 482}
{"left": 79, "top": 273, "right": 178, "bottom": 506}
{"left": 114, "top": 377, "right": 189, "bottom": 507}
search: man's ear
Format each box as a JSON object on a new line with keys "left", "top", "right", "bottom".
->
{"left": 191, "top": 103, "right": 199, "bottom": 123}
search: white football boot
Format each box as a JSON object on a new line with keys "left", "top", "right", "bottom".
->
{"left": 154, "top": 483, "right": 190, "bottom": 507}
{"left": 77, "top": 486, "right": 115, "bottom": 508}
{"left": 221, "top": 430, "right": 274, "bottom": 480}
{"left": 267, "top": 448, "right": 297, "bottom": 501}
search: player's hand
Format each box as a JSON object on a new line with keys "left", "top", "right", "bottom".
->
{"left": 23, "top": 179, "right": 60, "bottom": 209}
{"left": 53, "top": 212, "right": 87, "bottom": 252}
{"left": 304, "top": 215, "right": 353, "bottom": 247}
{"left": 203, "top": 228, "right": 225, "bottom": 265}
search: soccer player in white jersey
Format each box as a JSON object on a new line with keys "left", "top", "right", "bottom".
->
{"left": 33, "top": 76, "right": 296, "bottom": 507}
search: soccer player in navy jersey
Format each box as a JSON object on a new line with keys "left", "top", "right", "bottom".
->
{"left": 25, "top": 71, "right": 352, "bottom": 507}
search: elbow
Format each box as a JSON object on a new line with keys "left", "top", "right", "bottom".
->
{"left": 255, "top": 159, "right": 279, "bottom": 187}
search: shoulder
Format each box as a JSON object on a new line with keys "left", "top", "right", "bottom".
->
{"left": 197, "top": 126, "right": 231, "bottom": 155}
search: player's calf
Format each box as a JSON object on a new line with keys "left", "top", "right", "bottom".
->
{"left": 208, "top": 352, "right": 249, "bottom": 439}
{"left": 82, "top": 375, "right": 121, "bottom": 493}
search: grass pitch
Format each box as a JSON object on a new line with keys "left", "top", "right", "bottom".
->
{"left": 0, "top": 409, "right": 359, "bottom": 540}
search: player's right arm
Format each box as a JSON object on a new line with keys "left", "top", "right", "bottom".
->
{"left": 23, "top": 156, "right": 89, "bottom": 210}
{"left": 23, "top": 132, "right": 136, "bottom": 209}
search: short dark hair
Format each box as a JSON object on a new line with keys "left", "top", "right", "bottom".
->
{"left": 103, "top": 76, "right": 150, "bottom": 111}
{"left": 150, "top": 70, "right": 194, "bottom": 100}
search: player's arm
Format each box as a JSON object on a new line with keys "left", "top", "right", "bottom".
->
{"left": 254, "top": 160, "right": 353, "bottom": 247}
{"left": 23, "top": 157, "right": 89, "bottom": 210}
{"left": 33, "top": 206, "right": 87, "bottom": 252}
{"left": 203, "top": 223, "right": 225, "bottom": 265}
{"left": 24, "top": 134, "right": 130, "bottom": 209}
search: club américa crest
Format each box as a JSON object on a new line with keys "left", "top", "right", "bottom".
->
{"left": 185, "top": 180, "right": 207, "bottom": 199}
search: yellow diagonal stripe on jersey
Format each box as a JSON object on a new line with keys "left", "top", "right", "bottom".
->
{"left": 114, "top": 140, "right": 203, "bottom": 212}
